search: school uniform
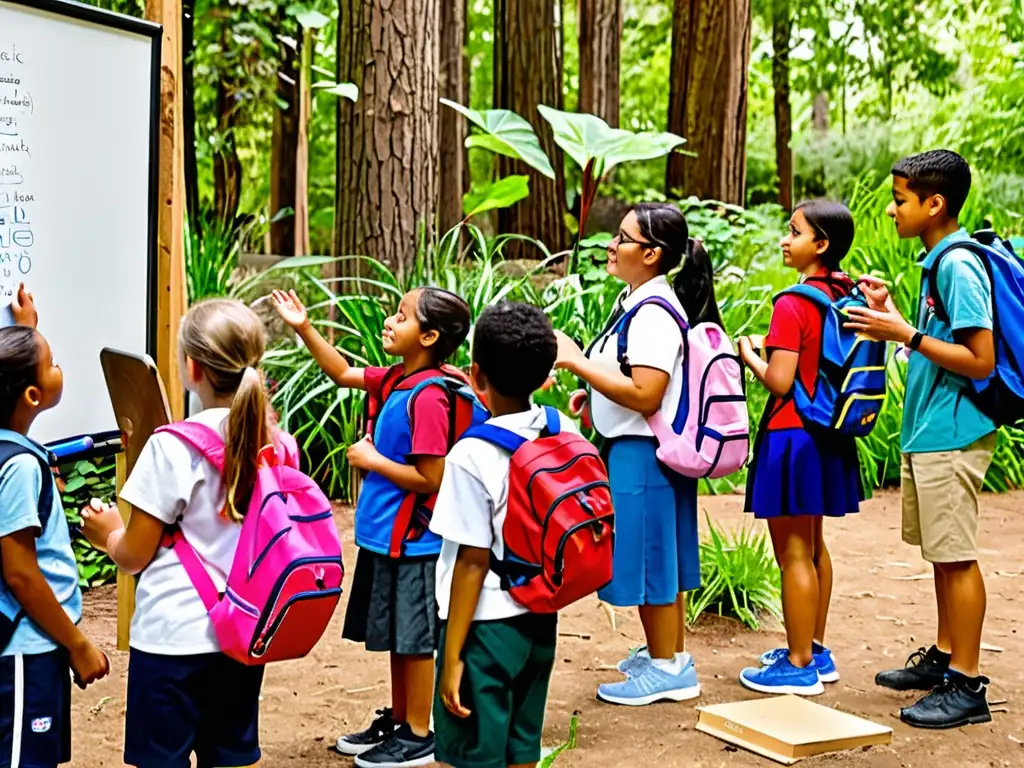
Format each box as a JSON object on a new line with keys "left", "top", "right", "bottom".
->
{"left": 429, "top": 406, "right": 576, "bottom": 768}
{"left": 341, "top": 366, "right": 452, "bottom": 656}
{"left": 586, "top": 275, "right": 700, "bottom": 607}
{"left": 119, "top": 407, "right": 266, "bottom": 768}
{"left": 901, "top": 229, "right": 996, "bottom": 563}
{"left": 0, "top": 431, "right": 81, "bottom": 768}
{"left": 744, "top": 273, "right": 861, "bottom": 519}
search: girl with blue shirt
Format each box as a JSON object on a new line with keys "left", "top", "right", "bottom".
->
{"left": 271, "top": 287, "right": 471, "bottom": 768}
{"left": 0, "top": 294, "right": 109, "bottom": 768}
{"left": 554, "top": 203, "right": 722, "bottom": 707}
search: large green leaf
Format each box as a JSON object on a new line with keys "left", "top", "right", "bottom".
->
{"left": 537, "top": 105, "right": 685, "bottom": 174}
{"left": 462, "top": 175, "right": 530, "bottom": 218}
{"left": 440, "top": 98, "right": 555, "bottom": 180}
{"left": 314, "top": 81, "right": 359, "bottom": 102}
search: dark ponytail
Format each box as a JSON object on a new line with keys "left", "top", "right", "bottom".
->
{"left": 631, "top": 202, "right": 725, "bottom": 329}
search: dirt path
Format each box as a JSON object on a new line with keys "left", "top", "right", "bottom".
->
{"left": 71, "top": 490, "right": 1024, "bottom": 767}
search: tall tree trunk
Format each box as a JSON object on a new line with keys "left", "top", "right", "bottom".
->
{"left": 771, "top": 0, "right": 792, "bottom": 210}
{"left": 812, "top": 91, "right": 829, "bottom": 134}
{"left": 578, "top": 0, "right": 621, "bottom": 128}
{"left": 334, "top": 0, "right": 440, "bottom": 280}
{"left": 212, "top": 25, "right": 241, "bottom": 226}
{"left": 182, "top": 0, "right": 200, "bottom": 233}
{"left": 439, "top": 0, "right": 467, "bottom": 235}
{"left": 494, "top": 0, "right": 568, "bottom": 255}
{"left": 665, "top": 0, "right": 752, "bottom": 204}
{"left": 270, "top": 17, "right": 300, "bottom": 256}
{"left": 294, "top": 28, "right": 313, "bottom": 257}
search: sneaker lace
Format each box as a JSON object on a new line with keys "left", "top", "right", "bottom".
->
{"left": 369, "top": 707, "right": 394, "bottom": 735}
{"left": 904, "top": 647, "right": 930, "bottom": 669}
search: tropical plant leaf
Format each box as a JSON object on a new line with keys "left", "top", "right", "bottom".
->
{"left": 440, "top": 98, "right": 555, "bottom": 180}
{"left": 290, "top": 8, "right": 330, "bottom": 29}
{"left": 537, "top": 105, "right": 685, "bottom": 174}
{"left": 462, "top": 175, "right": 530, "bottom": 218}
{"left": 315, "top": 81, "right": 359, "bottom": 101}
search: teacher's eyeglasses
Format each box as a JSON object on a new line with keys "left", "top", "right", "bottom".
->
{"left": 612, "top": 230, "right": 656, "bottom": 248}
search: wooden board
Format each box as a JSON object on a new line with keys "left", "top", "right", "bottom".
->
{"left": 100, "top": 348, "right": 172, "bottom": 650}
{"left": 696, "top": 695, "right": 892, "bottom": 765}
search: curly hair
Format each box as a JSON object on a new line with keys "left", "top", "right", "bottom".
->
{"left": 472, "top": 302, "right": 556, "bottom": 400}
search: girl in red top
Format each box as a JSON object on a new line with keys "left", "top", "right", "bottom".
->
{"left": 737, "top": 200, "right": 861, "bottom": 696}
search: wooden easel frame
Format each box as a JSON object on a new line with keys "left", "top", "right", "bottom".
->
{"left": 100, "top": 349, "right": 173, "bottom": 650}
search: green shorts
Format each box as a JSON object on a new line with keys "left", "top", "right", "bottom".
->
{"left": 434, "top": 613, "right": 558, "bottom": 768}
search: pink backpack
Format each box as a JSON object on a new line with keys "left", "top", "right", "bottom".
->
{"left": 153, "top": 422, "right": 344, "bottom": 665}
{"left": 616, "top": 297, "right": 749, "bottom": 479}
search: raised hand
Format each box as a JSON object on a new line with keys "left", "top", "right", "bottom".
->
{"left": 270, "top": 289, "right": 310, "bottom": 331}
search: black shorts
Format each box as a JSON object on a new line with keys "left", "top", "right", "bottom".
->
{"left": 0, "top": 649, "right": 72, "bottom": 768}
{"left": 341, "top": 548, "right": 438, "bottom": 655}
{"left": 124, "top": 649, "right": 264, "bottom": 768}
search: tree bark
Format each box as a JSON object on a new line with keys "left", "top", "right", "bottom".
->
{"left": 578, "top": 0, "right": 621, "bottom": 128}
{"left": 212, "top": 20, "right": 242, "bottom": 226}
{"left": 438, "top": 0, "right": 467, "bottom": 235}
{"left": 270, "top": 15, "right": 299, "bottom": 256}
{"left": 294, "top": 29, "right": 313, "bottom": 257}
{"left": 494, "top": 0, "right": 568, "bottom": 255}
{"left": 812, "top": 91, "right": 829, "bottom": 135}
{"left": 334, "top": 0, "right": 440, "bottom": 280}
{"left": 771, "top": 0, "right": 792, "bottom": 210}
{"left": 665, "top": 0, "right": 752, "bottom": 204}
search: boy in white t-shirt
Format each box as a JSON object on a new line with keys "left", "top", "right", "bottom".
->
{"left": 430, "top": 302, "right": 574, "bottom": 768}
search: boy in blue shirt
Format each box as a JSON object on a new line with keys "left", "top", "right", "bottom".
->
{"left": 846, "top": 150, "right": 996, "bottom": 729}
{"left": 0, "top": 294, "right": 109, "bottom": 767}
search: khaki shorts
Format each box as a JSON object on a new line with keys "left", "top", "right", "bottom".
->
{"left": 901, "top": 433, "right": 996, "bottom": 563}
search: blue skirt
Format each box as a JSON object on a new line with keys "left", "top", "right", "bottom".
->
{"left": 597, "top": 437, "right": 700, "bottom": 607}
{"left": 744, "top": 428, "right": 862, "bottom": 519}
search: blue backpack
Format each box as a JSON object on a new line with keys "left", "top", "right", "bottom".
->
{"left": 0, "top": 440, "right": 55, "bottom": 652}
{"left": 924, "top": 229, "right": 1024, "bottom": 428}
{"left": 773, "top": 282, "right": 888, "bottom": 437}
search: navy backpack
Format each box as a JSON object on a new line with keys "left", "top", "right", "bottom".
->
{"left": 924, "top": 229, "right": 1024, "bottom": 428}
{"left": 772, "top": 281, "right": 889, "bottom": 437}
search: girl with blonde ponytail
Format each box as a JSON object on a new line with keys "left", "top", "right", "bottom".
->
{"left": 80, "top": 298, "right": 286, "bottom": 768}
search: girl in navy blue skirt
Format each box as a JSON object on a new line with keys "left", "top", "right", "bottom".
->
{"left": 737, "top": 200, "right": 862, "bottom": 696}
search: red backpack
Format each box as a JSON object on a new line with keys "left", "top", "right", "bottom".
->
{"left": 462, "top": 406, "right": 614, "bottom": 613}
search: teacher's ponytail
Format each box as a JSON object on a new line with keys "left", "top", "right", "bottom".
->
{"left": 632, "top": 203, "right": 726, "bottom": 329}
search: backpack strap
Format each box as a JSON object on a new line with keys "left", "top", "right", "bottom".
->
{"left": 0, "top": 440, "right": 57, "bottom": 647}
{"left": 162, "top": 528, "right": 221, "bottom": 612}
{"left": 154, "top": 421, "right": 226, "bottom": 473}
{"left": 615, "top": 297, "right": 689, "bottom": 372}
{"left": 460, "top": 406, "right": 561, "bottom": 452}
{"left": 775, "top": 282, "right": 834, "bottom": 308}
{"left": 925, "top": 239, "right": 992, "bottom": 325}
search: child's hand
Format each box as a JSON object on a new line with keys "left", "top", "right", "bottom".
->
{"left": 346, "top": 436, "right": 380, "bottom": 472}
{"left": 439, "top": 658, "right": 471, "bottom": 718}
{"left": 270, "top": 289, "right": 310, "bottom": 331}
{"left": 10, "top": 283, "right": 37, "bottom": 328}
{"left": 69, "top": 639, "right": 110, "bottom": 690}
{"left": 857, "top": 276, "right": 894, "bottom": 312}
{"left": 80, "top": 498, "right": 123, "bottom": 553}
{"left": 844, "top": 304, "right": 915, "bottom": 344}
{"left": 737, "top": 336, "right": 759, "bottom": 368}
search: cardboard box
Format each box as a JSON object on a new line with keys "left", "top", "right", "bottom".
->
{"left": 695, "top": 695, "right": 893, "bottom": 765}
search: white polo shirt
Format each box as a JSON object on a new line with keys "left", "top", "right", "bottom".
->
{"left": 586, "top": 275, "right": 686, "bottom": 439}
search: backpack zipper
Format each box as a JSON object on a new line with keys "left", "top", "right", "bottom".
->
{"left": 552, "top": 514, "right": 614, "bottom": 584}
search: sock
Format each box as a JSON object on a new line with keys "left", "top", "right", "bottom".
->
{"left": 812, "top": 641, "right": 827, "bottom": 655}
{"left": 947, "top": 668, "right": 989, "bottom": 692}
{"left": 674, "top": 651, "right": 692, "bottom": 668}
{"left": 651, "top": 656, "right": 682, "bottom": 675}
{"left": 634, "top": 646, "right": 650, "bottom": 660}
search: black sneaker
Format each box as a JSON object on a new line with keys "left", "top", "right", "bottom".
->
{"left": 900, "top": 673, "right": 992, "bottom": 729}
{"left": 354, "top": 723, "right": 435, "bottom": 768}
{"left": 334, "top": 707, "right": 398, "bottom": 756}
{"left": 875, "top": 645, "right": 950, "bottom": 691}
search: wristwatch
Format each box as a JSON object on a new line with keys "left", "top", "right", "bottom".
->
{"left": 908, "top": 331, "right": 925, "bottom": 351}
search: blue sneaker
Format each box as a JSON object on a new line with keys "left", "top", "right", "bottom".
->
{"left": 740, "top": 653, "right": 825, "bottom": 696}
{"left": 616, "top": 645, "right": 651, "bottom": 677}
{"left": 598, "top": 657, "right": 701, "bottom": 706}
{"left": 759, "top": 643, "right": 839, "bottom": 683}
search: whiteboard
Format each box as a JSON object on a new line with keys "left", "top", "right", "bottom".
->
{"left": 0, "top": 0, "right": 159, "bottom": 444}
